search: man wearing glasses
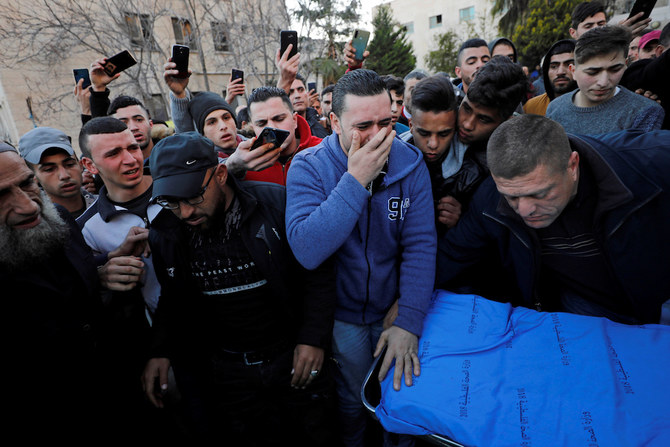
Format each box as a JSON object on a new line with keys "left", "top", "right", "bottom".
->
{"left": 142, "top": 132, "right": 338, "bottom": 445}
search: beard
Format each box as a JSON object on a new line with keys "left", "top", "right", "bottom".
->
{"left": 553, "top": 78, "right": 578, "bottom": 95}
{"left": 0, "top": 191, "right": 69, "bottom": 271}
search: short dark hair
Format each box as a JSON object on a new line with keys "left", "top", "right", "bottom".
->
{"left": 487, "top": 115, "right": 572, "bottom": 179}
{"left": 332, "top": 69, "right": 387, "bottom": 117}
{"left": 321, "top": 84, "right": 335, "bottom": 98}
{"left": 574, "top": 25, "right": 631, "bottom": 64}
{"left": 409, "top": 75, "right": 458, "bottom": 115}
{"left": 247, "top": 86, "right": 293, "bottom": 120}
{"left": 403, "top": 69, "right": 428, "bottom": 83}
{"left": 237, "top": 107, "right": 249, "bottom": 127}
{"left": 466, "top": 55, "right": 528, "bottom": 120}
{"left": 457, "top": 38, "right": 489, "bottom": 66}
{"left": 660, "top": 22, "right": 670, "bottom": 47}
{"left": 108, "top": 95, "right": 150, "bottom": 118}
{"left": 381, "top": 74, "right": 405, "bottom": 97}
{"left": 571, "top": 1, "right": 606, "bottom": 29}
{"left": 79, "top": 117, "right": 128, "bottom": 159}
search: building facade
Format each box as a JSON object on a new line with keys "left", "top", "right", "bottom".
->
{"left": 0, "top": 0, "right": 289, "bottom": 151}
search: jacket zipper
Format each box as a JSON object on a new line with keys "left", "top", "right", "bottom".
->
{"left": 362, "top": 195, "right": 372, "bottom": 323}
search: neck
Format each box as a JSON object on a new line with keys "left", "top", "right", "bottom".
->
{"left": 52, "top": 192, "right": 86, "bottom": 213}
{"left": 106, "top": 175, "right": 153, "bottom": 203}
{"left": 141, "top": 140, "right": 154, "bottom": 161}
{"left": 573, "top": 89, "right": 612, "bottom": 108}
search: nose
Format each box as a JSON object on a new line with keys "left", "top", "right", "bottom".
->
{"left": 121, "top": 149, "right": 137, "bottom": 164}
{"left": 176, "top": 201, "right": 195, "bottom": 219}
{"left": 517, "top": 197, "right": 537, "bottom": 217}
{"left": 461, "top": 114, "right": 474, "bottom": 131}
{"left": 427, "top": 134, "right": 438, "bottom": 150}
{"left": 58, "top": 165, "right": 71, "bottom": 180}
{"left": 12, "top": 187, "right": 40, "bottom": 217}
{"left": 594, "top": 70, "right": 610, "bottom": 87}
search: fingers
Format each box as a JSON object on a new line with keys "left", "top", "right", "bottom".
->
{"left": 99, "top": 256, "right": 145, "bottom": 291}
{"left": 291, "top": 345, "right": 324, "bottom": 389}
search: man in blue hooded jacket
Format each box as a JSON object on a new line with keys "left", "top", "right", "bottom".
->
{"left": 285, "top": 69, "right": 437, "bottom": 446}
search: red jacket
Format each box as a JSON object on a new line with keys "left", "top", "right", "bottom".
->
{"left": 244, "top": 114, "right": 322, "bottom": 186}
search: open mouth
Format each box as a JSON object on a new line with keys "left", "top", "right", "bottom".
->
{"left": 60, "top": 182, "right": 77, "bottom": 192}
{"left": 123, "top": 168, "right": 140, "bottom": 179}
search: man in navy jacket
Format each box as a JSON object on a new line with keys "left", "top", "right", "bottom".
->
{"left": 437, "top": 114, "right": 670, "bottom": 324}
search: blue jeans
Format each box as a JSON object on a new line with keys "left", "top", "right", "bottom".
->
{"left": 332, "top": 319, "right": 414, "bottom": 447}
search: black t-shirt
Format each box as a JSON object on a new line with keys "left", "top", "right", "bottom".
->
{"left": 108, "top": 184, "right": 153, "bottom": 220}
{"left": 535, "top": 164, "right": 633, "bottom": 318}
{"left": 185, "top": 197, "right": 286, "bottom": 352}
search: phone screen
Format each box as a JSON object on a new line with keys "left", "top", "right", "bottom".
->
{"left": 232, "top": 69, "right": 244, "bottom": 83}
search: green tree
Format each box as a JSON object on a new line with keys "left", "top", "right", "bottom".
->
{"left": 365, "top": 4, "right": 416, "bottom": 77}
{"left": 512, "top": 0, "right": 581, "bottom": 68}
{"left": 425, "top": 30, "right": 459, "bottom": 75}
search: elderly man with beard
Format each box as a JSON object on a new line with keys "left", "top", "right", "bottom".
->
{"left": 1, "top": 142, "right": 125, "bottom": 441}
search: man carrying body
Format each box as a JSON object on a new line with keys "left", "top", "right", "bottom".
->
{"left": 244, "top": 86, "right": 322, "bottom": 185}
{"left": 523, "top": 39, "right": 577, "bottom": 116}
{"left": 19, "top": 126, "right": 96, "bottom": 218}
{"left": 142, "top": 132, "right": 337, "bottom": 445}
{"left": 546, "top": 26, "right": 664, "bottom": 134}
{"left": 454, "top": 38, "right": 491, "bottom": 94}
{"left": 285, "top": 69, "right": 437, "bottom": 446}
{"left": 437, "top": 114, "right": 670, "bottom": 324}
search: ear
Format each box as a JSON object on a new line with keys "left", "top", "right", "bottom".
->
{"left": 214, "top": 162, "right": 228, "bottom": 187}
{"left": 408, "top": 117, "right": 413, "bottom": 130}
{"left": 569, "top": 28, "right": 577, "bottom": 39}
{"left": 454, "top": 66, "right": 462, "bottom": 79}
{"left": 655, "top": 45, "right": 665, "bottom": 58}
{"left": 81, "top": 156, "right": 99, "bottom": 175}
{"left": 568, "top": 151, "right": 580, "bottom": 180}
{"left": 330, "top": 112, "right": 343, "bottom": 136}
{"left": 568, "top": 63, "right": 576, "bottom": 74}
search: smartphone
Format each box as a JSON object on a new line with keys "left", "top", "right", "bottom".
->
{"left": 73, "top": 68, "right": 91, "bottom": 89}
{"left": 251, "top": 127, "right": 291, "bottom": 150}
{"left": 308, "top": 81, "right": 317, "bottom": 93}
{"left": 352, "top": 29, "right": 370, "bottom": 60}
{"left": 171, "top": 44, "right": 190, "bottom": 78}
{"left": 628, "top": 0, "right": 657, "bottom": 19}
{"left": 231, "top": 68, "right": 244, "bottom": 83}
{"left": 103, "top": 50, "right": 137, "bottom": 77}
{"left": 280, "top": 30, "right": 298, "bottom": 59}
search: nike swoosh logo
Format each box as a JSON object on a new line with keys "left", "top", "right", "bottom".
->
{"left": 186, "top": 160, "right": 196, "bottom": 165}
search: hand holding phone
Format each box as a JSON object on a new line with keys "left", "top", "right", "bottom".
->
{"left": 103, "top": 50, "right": 137, "bottom": 77}
{"left": 73, "top": 68, "right": 91, "bottom": 89}
{"left": 251, "top": 127, "right": 291, "bottom": 150}
{"left": 280, "top": 30, "right": 298, "bottom": 60}
{"left": 231, "top": 68, "right": 244, "bottom": 84}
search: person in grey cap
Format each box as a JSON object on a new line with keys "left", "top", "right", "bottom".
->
{"left": 142, "top": 131, "right": 338, "bottom": 445}
{"left": 19, "top": 126, "right": 96, "bottom": 218}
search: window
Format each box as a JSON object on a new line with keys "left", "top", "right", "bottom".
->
{"left": 459, "top": 6, "right": 475, "bottom": 22}
{"left": 211, "top": 21, "right": 230, "bottom": 52}
{"left": 403, "top": 22, "right": 414, "bottom": 34}
{"left": 429, "top": 15, "right": 442, "bottom": 29}
{"left": 125, "top": 12, "right": 154, "bottom": 47}
{"left": 172, "top": 17, "right": 198, "bottom": 50}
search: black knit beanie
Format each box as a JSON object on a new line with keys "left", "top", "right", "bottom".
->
{"left": 188, "top": 91, "right": 238, "bottom": 134}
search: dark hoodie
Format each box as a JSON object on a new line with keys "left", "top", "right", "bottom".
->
{"left": 541, "top": 39, "right": 576, "bottom": 101}
{"left": 488, "top": 37, "right": 518, "bottom": 63}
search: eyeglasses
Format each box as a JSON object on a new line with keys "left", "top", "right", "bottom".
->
{"left": 156, "top": 169, "right": 215, "bottom": 210}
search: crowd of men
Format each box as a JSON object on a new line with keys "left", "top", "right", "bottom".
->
{"left": 5, "top": 1, "right": 669, "bottom": 445}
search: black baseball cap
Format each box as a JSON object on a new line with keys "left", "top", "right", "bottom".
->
{"left": 149, "top": 131, "right": 218, "bottom": 200}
